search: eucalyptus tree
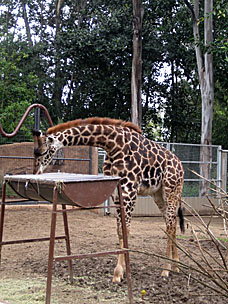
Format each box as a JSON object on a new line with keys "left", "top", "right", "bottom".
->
{"left": 142, "top": 0, "right": 201, "bottom": 142}
{"left": 0, "top": 0, "right": 227, "bottom": 148}
{"left": 212, "top": 0, "right": 228, "bottom": 148}
{"left": 183, "top": 0, "right": 228, "bottom": 195}
{"left": 131, "top": 0, "right": 143, "bottom": 127}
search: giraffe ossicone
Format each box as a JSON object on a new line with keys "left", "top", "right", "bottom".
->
{"left": 32, "top": 117, "right": 184, "bottom": 281}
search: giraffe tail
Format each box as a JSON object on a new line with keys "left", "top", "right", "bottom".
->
{"left": 178, "top": 206, "right": 185, "bottom": 234}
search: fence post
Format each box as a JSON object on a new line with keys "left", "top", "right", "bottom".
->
{"left": 89, "top": 146, "right": 92, "bottom": 175}
{"left": 221, "top": 150, "right": 227, "bottom": 192}
{"left": 217, "top": 146, "right": 222, "bottom": 190}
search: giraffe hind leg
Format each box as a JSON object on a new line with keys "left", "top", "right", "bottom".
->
{"left": 152, "top": 189, "right": 172, "bottom": 277}
{"left": 171, "top": 206, "right": 185, "bottom": 273}
{"left": 161, "top": 201, "right": 183, "bottom": 277}
{"left": 171, "top": 240, "right": 179, "bottom": 273}
{"left": 153, "top": 188, "right": 180, "bottom": 277}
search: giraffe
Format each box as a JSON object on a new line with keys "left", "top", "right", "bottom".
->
{"left": 32, "top": 117, "right": 184, "bottom": 282}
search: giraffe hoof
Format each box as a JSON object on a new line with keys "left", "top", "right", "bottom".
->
{"left": 112, "top": 265, "right": 124, "bottom": 283}
{"left": 161, "top": 269, "right": 170, "bottom": 277}
{"left": 172, "top": 266, "right": 179, "bottom": 273}
{"left": 112, "top": 276, "right": 122, "bottom": 283}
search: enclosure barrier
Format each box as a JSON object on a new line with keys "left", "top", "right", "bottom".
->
{"left": 98, "top": 144, "right": 227, "bottom": 216}
{"left": 0, "top": 103, "right": 227, "bottom": 215}
{"left": 99, "top": 143, "right": 225, "bottom": 197}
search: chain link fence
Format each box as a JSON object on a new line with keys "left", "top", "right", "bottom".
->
{"left": 158, "top": 143, "right": 222, "bottom": 197}
{"left": 98, "top": 142, "right": 223, "bottom": 197}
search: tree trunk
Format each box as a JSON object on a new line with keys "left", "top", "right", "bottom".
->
{"left": 21, "top": 0, "right": 33, "bottom": 47}
{"left": 52, "top": 0, "right": 65, "bottom": 121}
{"left": 200, "top": 0, "right": 214, "bottom": 196}
{"left": 184, "top": 0, "right": 214, "bottom": 196}
{"left": 131, "top": 0, "right": 143, "bottom": 128}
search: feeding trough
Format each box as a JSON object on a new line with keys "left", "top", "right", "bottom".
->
{"left": 0, "top": 173, "right": 133, "bottom": 304}
{"left": 5, "top": 172, "right": 120, "bottom": 207}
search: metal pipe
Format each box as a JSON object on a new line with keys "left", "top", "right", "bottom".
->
{"left": 46, "top": 186, "right": 58, "bottom": 304}
{"left": 0, "top": 103, "right": 53, "bottom": 137}
{"left": 54, "top": 249, "right": 129, "bottom": 262}
{"left": 0, "top": 156, "right": 90, "bottom": 161}
{"left": 61, "top": 204, "right": 73, "bottom": 283}
{"left": 1, "top": 236, "right": 66, "bottom": 245}
{"left": 217, "top": 145, "right": 222, "bottom": 190}
{"left": 34, "top": 107, "right": 41, "bottom": 130}
{"left": 0, "top": 182, "right": 6, "bottom": 264}
{"left": 89, "top": 146, "right": 92, "bottom": 174}
{"left": 118, "top": 183, "right": 133, "bottom": 304}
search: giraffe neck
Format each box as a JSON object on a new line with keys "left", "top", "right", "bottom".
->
{"left": 55, "top": 125, "right": 125, "bottom": 154}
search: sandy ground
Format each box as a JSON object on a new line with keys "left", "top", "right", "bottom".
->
{"left": 0, "top": 205, "right": 227, "bottom": 303}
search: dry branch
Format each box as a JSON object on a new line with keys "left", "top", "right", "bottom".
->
{"left": 128, "top": 171, "right": 228, "bottom": 299}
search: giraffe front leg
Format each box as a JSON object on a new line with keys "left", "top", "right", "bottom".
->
{"left": 111, "top": 182, "right": 136, "bottom": 283}
{"left": 113, "top": 238, "right": 126, "bottom": 283}
{"left": 112, "top": 223, "right": 130, "bottom": 283}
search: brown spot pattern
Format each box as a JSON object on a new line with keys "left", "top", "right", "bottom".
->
{"left": 33, "top": 118, "right": 185, "bottom": 278}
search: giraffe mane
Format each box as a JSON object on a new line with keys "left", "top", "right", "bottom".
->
{"left": 46, "top": 117, "right": 142, "bottom": 135}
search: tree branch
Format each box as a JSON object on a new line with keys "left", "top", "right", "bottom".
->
{"left": 20, "top": 0, "right": 33, "bottom": 47}
{"left": 183, "top": 0, "right": 197, "bottom": 22}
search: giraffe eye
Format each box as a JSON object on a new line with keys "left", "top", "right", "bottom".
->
{"left": 47, "top": 136, "right": 54, "bottom": 144}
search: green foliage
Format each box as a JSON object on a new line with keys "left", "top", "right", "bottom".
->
{"left": 0, "top": 0, "right": 227, "bottom": 146}
{"left": 0, "top": 101, "right": 34, "bottom": 143}
{"left": 148, "top": 1, "right": 201, "bottom": 143}
{"left": 210, "top": 0, "right": 228, "bottom": 147}
{"left": 0, "top": 48, "right": 37, "bottom": 108}
{"left": 182, "top": 182, "right": 199, "bottom": 197}
{"left": 162, "top": 79, "right": 201, "bottom": 143}
{"left": 60, "top": 0, "right": 133, "bottom": 121}
{"left": 213, "top": 1, "right": 228, "bottom": 58}
{"left": 0, "top": 34, "right": 38, "bottom": 143}
{"left": 212, "top": 98, "right": 228, "bottom": 149}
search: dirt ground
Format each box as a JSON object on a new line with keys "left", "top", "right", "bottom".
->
{"left": 0, "top": 205, "right": 227, "bottom": 304}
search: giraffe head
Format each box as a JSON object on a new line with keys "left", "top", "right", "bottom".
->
{"left": 32, "top": 130, "right": 61, "bottom": 174}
